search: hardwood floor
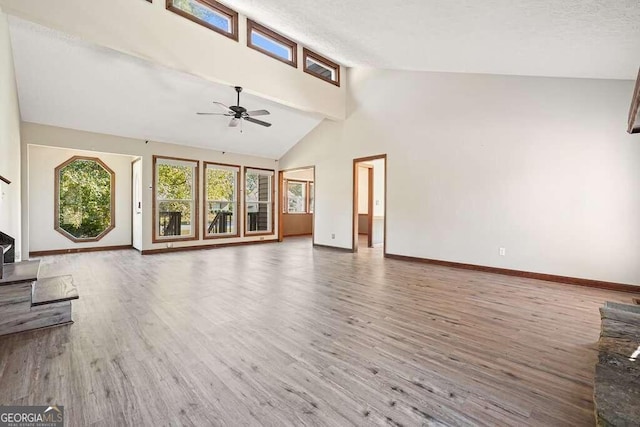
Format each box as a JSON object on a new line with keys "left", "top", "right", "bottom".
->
{"left": 0, "top": 237, "right": 635, "bottom": 426}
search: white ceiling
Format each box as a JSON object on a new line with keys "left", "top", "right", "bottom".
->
{"left": 9, "top": 17, "right": 322, "bottom": 159}
{"left": 227, "top": 0, "right": 640, "bottom": 80}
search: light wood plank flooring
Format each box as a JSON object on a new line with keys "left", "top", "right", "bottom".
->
{"left": 0, "top": 237, "right": 635, "bottom": 426}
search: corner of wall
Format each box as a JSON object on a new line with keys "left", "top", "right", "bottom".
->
{"left": 0, "top": 9, "right": 23, "bottom": 260}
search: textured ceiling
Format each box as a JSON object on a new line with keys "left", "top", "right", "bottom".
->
{"left": 9, "top": 17, "right": 322, "bottom": 159}
{"left": 227, "top": 0, "right": 640, "bottom": 80}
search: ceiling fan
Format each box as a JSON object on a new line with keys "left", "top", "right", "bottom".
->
{"left": 197, "top": 86, "right": 272, "bottom": 129}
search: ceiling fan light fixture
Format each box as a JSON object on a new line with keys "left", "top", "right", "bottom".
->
{"left": 196, "top": 86, "right": 272, "bottom": 129}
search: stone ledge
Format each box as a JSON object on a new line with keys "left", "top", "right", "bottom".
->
{"left": 595, "top": 302, "right": 640, "bottom": 426}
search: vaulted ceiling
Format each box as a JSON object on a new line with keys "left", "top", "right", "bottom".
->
{"left": 228, "top": 0, "right": 640, "bottom": 80}
{"left": 7, "top": 1, "right": 638, "bottom": 162}
{"left": 9, "top": 17, "right": 323, "bottom": 159}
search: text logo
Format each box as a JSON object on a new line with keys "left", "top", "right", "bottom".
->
{"left": 0, "top": 406, "right": 64, "bottom": 427}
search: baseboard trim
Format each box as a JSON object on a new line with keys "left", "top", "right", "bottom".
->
{"left": 385, "top": 253, "right": 640, "bottom": 294}
{"left": 141, "top": 239, "right": 278, "bottom": 255}
{"left": 30, "top": 245, "right": 133, "bottom": 257}
{"left": 313, "top": 243, "right": 354, "bottom": 253}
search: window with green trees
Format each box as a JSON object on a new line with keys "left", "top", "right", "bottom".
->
{"left": 205, "top": 163, "right": 238, "bottom": 237}
{"left": 167, "top": 0, "right": 238, "bottom": 40}
{"left": 287, "top": 181, "right": 307, "bottom": 213}
{"left": 55, "top": 156, "right": 115, "bottom": 242}
{"left": 283, "top": 179, "right": 314, "bottom": 214}
{"left": 154, "top": 156, "right": 199, "bottom": 241}
{"left": 245, "top": 168, "right": 273, "bottom": 234}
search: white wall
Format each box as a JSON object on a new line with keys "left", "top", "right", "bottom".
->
{"left": 28, "top": 145, "right": 134, "bottom": 252}
{"left": 372, "top": 158, "right": 385, "bottom": 245}
{"left": 0, "top": 8, "right": 21, "bottom": 259}
{"left": 283, "top": 169, "right": 313, "bottom": 181}
{"left": 21, "top": 122, "right": 279, "bottom": 254}
{"left": 357, "top": 166, "right": 369, "bottom": 214}
{"left": 372, "top": 159, "right": 385, "bottom": 217}
{"left": 0, "top": 0, "right": 345, "bottom": 120}
{"left": 280, "top": 68, "right": 640, "bottom": 285}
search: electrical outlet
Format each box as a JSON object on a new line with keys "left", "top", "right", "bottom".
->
{"left": 331, "top": 233, "right": 335, "bottom": 239}
{"left": 499, "top": 247, "right": 506, "bottom": 256}
{"left": 166, "top": 243, "right": 173, "bottom": 248}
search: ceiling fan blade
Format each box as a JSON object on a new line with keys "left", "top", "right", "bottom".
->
{"left": 212, "top": 101, "right": 233, "bottom": 113}
{"left": 245, "top": 109, "right": 270, "bottom": 117}
{"left": 197, "top": 112, "right": 232, "bottom": 116}
{"left": 229, "top": 118, "right": 240, "bottom": 127}
{"left": 244, "top": 117, "right": 272, "bottom": 127}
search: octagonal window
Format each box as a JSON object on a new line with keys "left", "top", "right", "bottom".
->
{"left": 55, "top": 156, "right": 115, "bottom": 242}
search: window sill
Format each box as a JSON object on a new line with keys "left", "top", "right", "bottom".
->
{"left": 244, "top": 232, "right": 275, "bottom": 237}
{"left": 152, "top": 235, "right": 199, "bottom": 244}
{"left": 203, "top": 233, "right": 240, "bottom": 240}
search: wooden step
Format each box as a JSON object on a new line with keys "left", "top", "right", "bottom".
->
{"left": 31, "top": 275, "right": 78, "bottom": 307}
{"left": 0, "top": 281, "right": 73, "bottom": 336}
{"left": 0, "top": 260, "right": 40, "bottom": 286}
{"left": 0, "top": 301, "right": 72, "bottom": 336}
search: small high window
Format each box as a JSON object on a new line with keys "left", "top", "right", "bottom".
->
{"left": 167, "top": 0, "right": 238, "bottom": 41}
{"left": 303, "top": 48, "right": 340, "bottom": 86}
{"left": 55, "top": 156, "right": 115, "bottom": 242}
{"left": 247, "top": 20, "right": 297, "bottom": 67}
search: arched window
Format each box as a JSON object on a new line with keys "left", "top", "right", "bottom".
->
{"left": 55, "top": 156, "right": 115, "bottom": 242}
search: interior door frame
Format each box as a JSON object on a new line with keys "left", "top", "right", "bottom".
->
{"left": 278, "top": 166, "right": 316, "bottom": 243}
{"left": 355, "top": 163, "right": 374, "bottom": 247}
{"left": 367, "top": 166, "right": 374, "bottom": 248}
{"left": 352, "top": 154, "right": 387, "bottom": 254}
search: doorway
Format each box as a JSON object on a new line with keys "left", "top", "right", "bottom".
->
{"left": 352, "top": 155, "right": 386, "bottom": 254}
{"left": 278, "top": 167, "right": 315, "bottom": 244}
